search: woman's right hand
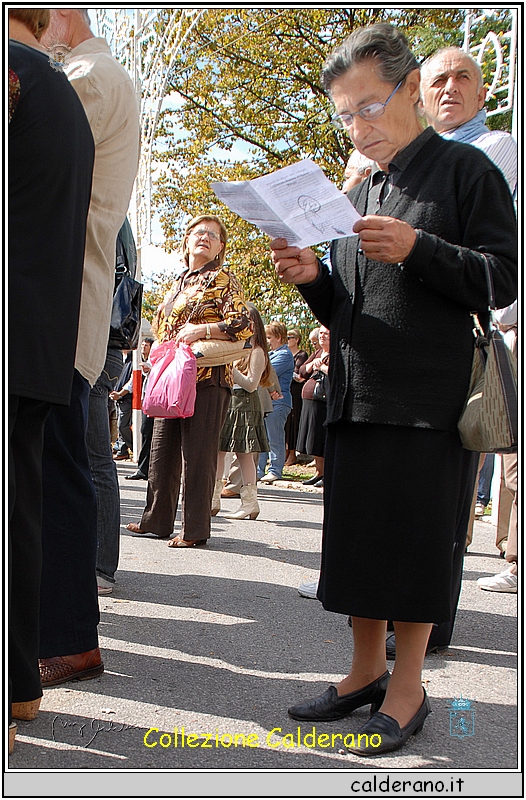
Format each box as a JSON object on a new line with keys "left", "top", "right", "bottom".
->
{"left": 310, "top": 357, "right": 325, "bottom": 371}
{"left": 270, "top": 238, "right": 320, "bottom": 285}
{"left": 175, "top": 322, "right": 204, "bottom": 345}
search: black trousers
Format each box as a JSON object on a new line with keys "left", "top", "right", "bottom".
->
{"left": 9, "top": 395, "right": 51, "bottom": 714}
{"left": 39, "top": 370, "right": 99, "bottom": 658}
{"left": 114, "top": 396, "right": 133, "bottom": 456}
{"left": 137, "top": 412, "right": 154, "bottom": 476}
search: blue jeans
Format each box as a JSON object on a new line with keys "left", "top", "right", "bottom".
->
{"left": 258, "top": 404, "right": 291, "bottom": 479}
{"left": 87, "top": 349, "right": 122, "bottom": 583}
{"left": 477, "top": 453, "right": 495, "bottom": 507}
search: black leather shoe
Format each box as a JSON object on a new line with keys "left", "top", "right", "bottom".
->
{"left": 385, "top": 633, "right": 447, "bottom": 660}
{"left": 302, "top": 475, "right": 323, "bottom": 486}
{"left": 125, "top": 471, "right": 147, "bottom": 481}
{"left": 288, "top": 671, "right": 390, "bottom": 722}
{"left": 347, "top": 690, "right": 431, "bottom": 755}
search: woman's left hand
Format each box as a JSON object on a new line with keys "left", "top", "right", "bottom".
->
{"left": 353, "top": 215, "right": 417, "bottom": 264}
{"left": 175, "top": 323, "right": 204, "bottom": 344}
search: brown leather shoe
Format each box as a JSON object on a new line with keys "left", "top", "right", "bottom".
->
{"left": 9, "top": 722, "right": 17, "bottom": 755}
{"left": 221, "top": 488, "right": 240, "bottom": 498}
{"left": 12, "top": 697, "right": 42, "bottom": 720}
{"left": 39, "top": 647, "right": 104, "bottom": 688}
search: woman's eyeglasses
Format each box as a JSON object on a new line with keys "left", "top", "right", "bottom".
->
{"left": 331, "top": 80, "right": 403, "bottom": 130}
{"left": 191, "top": 228, "right": 221, "bottom": 241}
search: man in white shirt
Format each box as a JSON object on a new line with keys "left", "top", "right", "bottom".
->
{"left": 38, "top": 9, "right": 140, "bottom": 686}
{"left": 420, "top": 47, "right": 517, "bottom": 196}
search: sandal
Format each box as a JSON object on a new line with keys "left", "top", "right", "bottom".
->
{"left": 167, "top": 536, "right": 207, "bottom": 548}
{"left": 124, "top": 523, "right": 169, "bottom": 539}
{"left": 125, "top": 523, "right": 143, "bottom": 533}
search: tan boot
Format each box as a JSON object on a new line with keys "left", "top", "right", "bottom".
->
{"left": 12, "top": 697, "right": 41, "bottom": 721}
{"left": 224, "top": 484, "right": 260, "bottom": 520}
{"left": 211, "top": 480, "right": 223, "bottom": 516}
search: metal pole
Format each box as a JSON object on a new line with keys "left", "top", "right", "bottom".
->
{"left": 462, "top": 11, "right": 472, "bottom": 52}
{"left": 132, "top": 9, "right": 143, "bottom": 462}
{"left": 509, "top": 9, "right": 517, "bottom": 142}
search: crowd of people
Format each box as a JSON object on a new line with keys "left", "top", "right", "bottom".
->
{"left": 9, "top": 11, "right": 517, "bottom": 762}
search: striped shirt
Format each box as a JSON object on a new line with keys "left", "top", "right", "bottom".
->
{"left": 469, "top": 129, "right": 517, "bottom": 197}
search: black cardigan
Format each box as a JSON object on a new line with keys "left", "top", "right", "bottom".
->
{"left": 300, "top": 128, "right": 517, "bottom": 433}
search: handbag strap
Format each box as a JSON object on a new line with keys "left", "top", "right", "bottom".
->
{"left": 470, "top": 253, "right": 496, "bottom": 343}
{"left": 185, "top": 267, "right": 222, "bottom": 324}
{"left": 480, "top": 253, "right": 497, "bottom": 311}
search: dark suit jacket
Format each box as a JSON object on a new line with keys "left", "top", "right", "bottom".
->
{"left": 9, "top": 41, "right": 94, "bottom": 405}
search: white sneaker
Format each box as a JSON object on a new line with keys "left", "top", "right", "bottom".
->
{"left": 260, "top": 473, "right": 280, "bottom": 483}
{"left": 474, "top": 502, "right": 486, "bottom": 517}
{"left": 477, "top": 568, "right": 517, "bottom": 593}
{"left": 298, "top": 580, "right": 319, "bottom": 599}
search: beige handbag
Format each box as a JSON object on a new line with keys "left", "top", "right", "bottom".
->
{"left": 190, "top": 338, "right": 251, "bottom": 367}
{"left": 457, "top": 256, "right": 518, "bottom": 454}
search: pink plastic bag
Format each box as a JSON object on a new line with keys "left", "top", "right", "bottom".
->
{"left": 142, "top": 341, "right": 197, "bottom": 418}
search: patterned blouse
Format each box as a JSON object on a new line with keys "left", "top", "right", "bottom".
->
{"left": 156, "top": 261, "right": 252, "bottom": 385}
{"left": 9, "top": 67, "right": 20, "bottom": 122}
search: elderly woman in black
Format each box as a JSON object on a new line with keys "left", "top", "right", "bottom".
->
{"left": 272, "top": 23, "right": 516, "bottom": 755}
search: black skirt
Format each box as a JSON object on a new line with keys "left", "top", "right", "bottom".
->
{"left": 296, "top": 398, "right": 327, "bottom": 457}
{"left": 318, "top": 421, "right": 478, "bottom": 622}
{"left": 285, "top": 380, "right": 304, "bottom": 451}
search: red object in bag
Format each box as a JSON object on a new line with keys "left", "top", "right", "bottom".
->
{"left": 142, "top": 341, "right": 197, "bottom": 418}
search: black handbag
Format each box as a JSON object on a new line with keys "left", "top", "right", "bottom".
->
{"left": 108, "top": 219, "right": 143, "bottom": 350}
{"left": 457, "top": 255, "right": 518, "bottom": 454}
{"left": 312, "top": 371, "right": 328, "bottom": 402}
{"left": 108, "top": 275, "right": 143, "bottom": 350}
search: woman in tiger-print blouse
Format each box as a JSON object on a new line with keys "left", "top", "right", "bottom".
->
{"left": 127, "top": 214, "right": 252, "bottom": 547}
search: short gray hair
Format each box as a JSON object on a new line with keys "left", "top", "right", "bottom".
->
{"left": 421, "top": 47, "right": 484, "bottom": 89}
{"left": 346, "top": 149, "right": 375, "bottom": 174}
{"left": 321, "top": 22, "right": 419, "bottom": 95}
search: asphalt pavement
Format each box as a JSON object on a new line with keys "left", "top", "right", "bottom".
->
{"left": 8, "top": 461, "right": 518, "bottom": 790}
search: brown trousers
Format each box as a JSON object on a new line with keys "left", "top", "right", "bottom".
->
{"left": 140, "top": 382, "right": 230, "bottom": 540}
{"left": 499, "top": 453, "right": 518, "bottom": 565}
{"left": 465, "top": 452, "right": 517, "bottom": 560}
{"left": 465, "top": 453, "right": 485, "bottom": 549}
